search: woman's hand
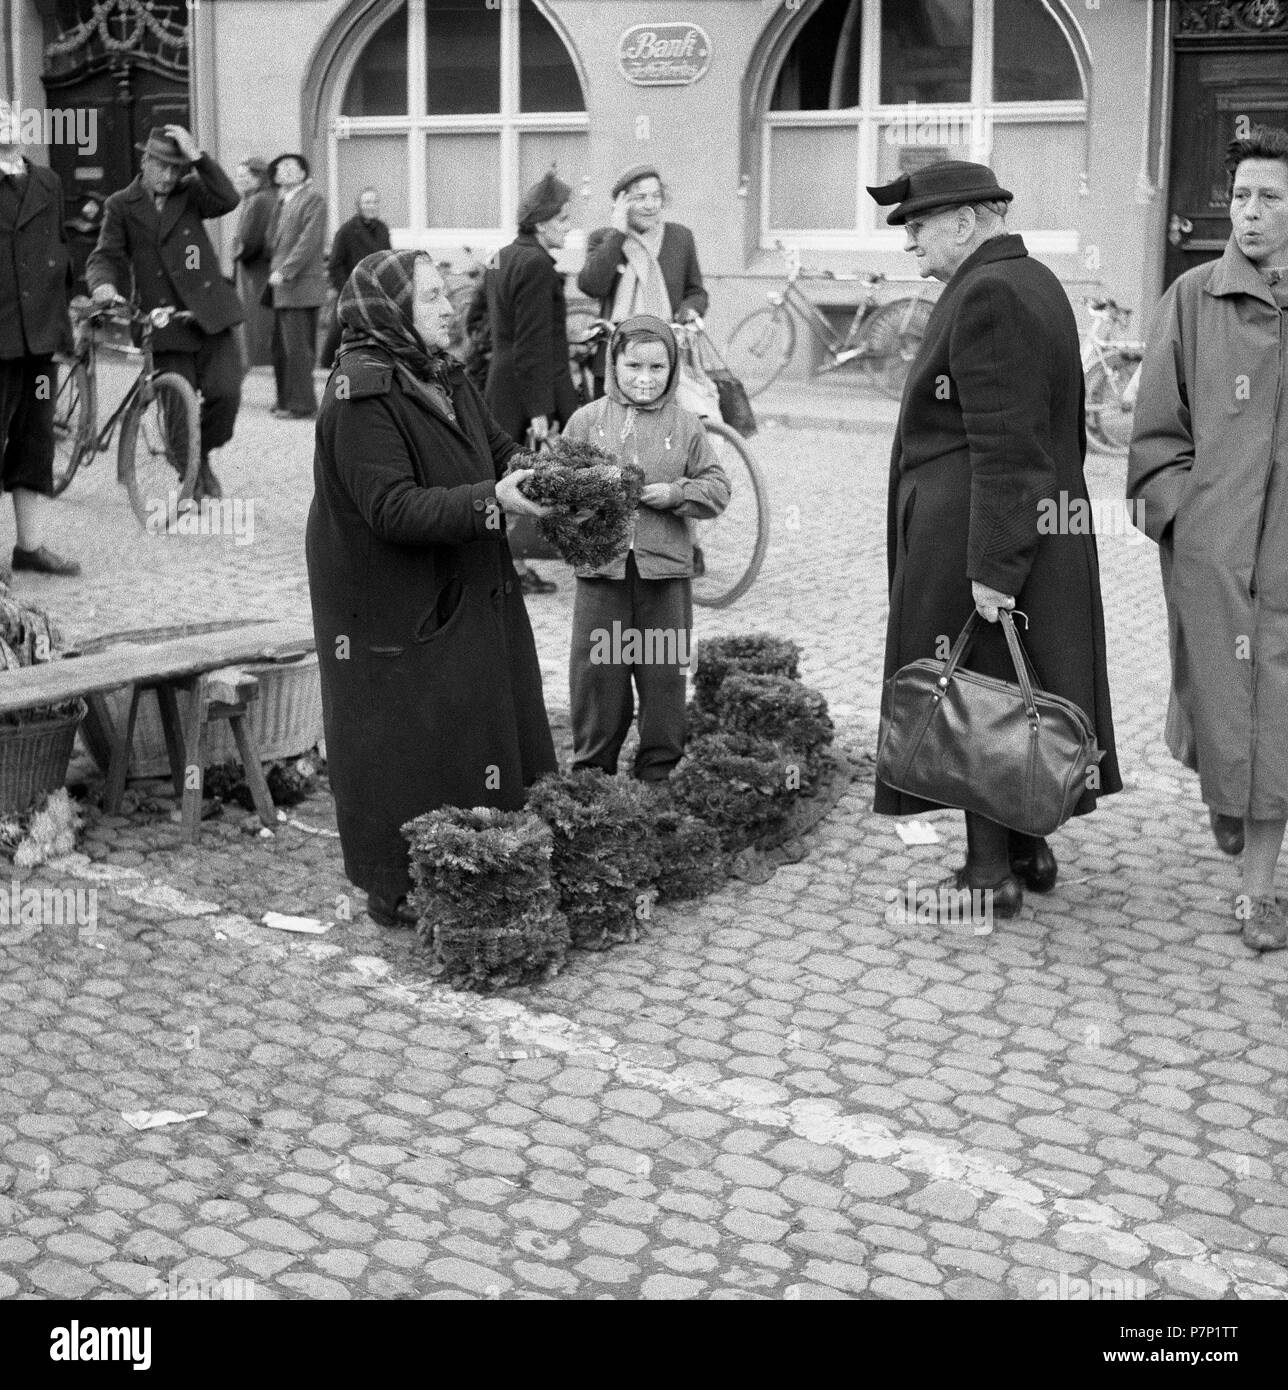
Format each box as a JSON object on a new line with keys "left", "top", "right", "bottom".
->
{"left": 496, "top": 469, "right": 551, "bottom": 518}
{"left": 972, "top": 580, "right": 1015, "bottom": 623}
{"left": 610, "top": 191, "right": 631, "bottom": 235}
{"left": 640, "top": 483, "right": 674, "bottom": 509}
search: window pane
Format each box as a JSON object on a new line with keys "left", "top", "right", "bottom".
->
{"left": 991, "top": 121, "right": 1082, "bottom": 228}
{"left": 518, "top": 132, "right": 588, "bottom": 203}
{"left": 520, "top": 0, "right": 585, "bottom": 113}
{"left": 993, "top": 0, "right": 1081, "bottom": 102}
{"left": 770, "top": 0, "right": 861, "bottom": 112}
{"left": 880, "top": 0, "right": 973, "bottom": 105}
{"left": 873, "top": 117, "right": 975, "bottom": 184}
{"left": 767, "top": 125, "right": 857, "bottom": 229}
{"left": 336, "top": 136, "right": 409, "bottom": 228}
{"left": 426, "top": 133, "right": 500, "bottom": 225}
{"left": 342, "top": 4, "right": 408, "bottom": 116}
{"left": 426, "top": 1, "right": 500, "bottom": 115}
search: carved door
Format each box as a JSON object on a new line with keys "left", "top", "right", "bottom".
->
{"left": 1166, "top": 1, "right": 1288, "bottom": 286}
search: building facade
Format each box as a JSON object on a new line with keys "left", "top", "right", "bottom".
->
{"left": 7, "top": 0, "right": 1288, "bottom": 364}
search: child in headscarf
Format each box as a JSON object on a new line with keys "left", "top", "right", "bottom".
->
{"left": 561, "top": 315, "right": 730, "bottom": 781}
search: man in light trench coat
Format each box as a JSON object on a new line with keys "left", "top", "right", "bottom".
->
{"left": 1128, "top": 124, "right": 1288, "bottom": 952}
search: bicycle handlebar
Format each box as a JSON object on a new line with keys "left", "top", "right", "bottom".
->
{"left": 71, "top": 296, "right": 196, "bottom": 330}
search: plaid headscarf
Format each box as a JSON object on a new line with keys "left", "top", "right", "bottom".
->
{"left": 337, "top": 249, "right": 456, "bottom": 414}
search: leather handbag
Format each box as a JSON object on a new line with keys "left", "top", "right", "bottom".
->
{"left": 876, "top": 610, "right": 1103, "bottom": 837}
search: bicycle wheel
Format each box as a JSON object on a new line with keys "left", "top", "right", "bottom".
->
{"left": 723, "top": 306, "right": 794, "bottom": 398}
{"left": 51, "top": 354, "right": 94, "bottom": 496}
{"left": 692, "top": 419, "right": 770, "bottom": 609}
{"left": 857, "top": 297, "right": 932, "bottom": 399}
{"left": 119, "top": 371, "right": 201, "bottom": 528}
{"left": 1085, "top": 354, "right": 1138, "bottom": 455}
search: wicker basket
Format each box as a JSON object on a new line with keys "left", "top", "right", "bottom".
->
{"left": 0, "top": 700, "right": 87, "bottom": 814}
{"left": 96, "top": 653, "right": 323, "bottom": 780}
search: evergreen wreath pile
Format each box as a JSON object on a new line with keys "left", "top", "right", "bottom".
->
{"left": 671, "top": 731, "right": 799, "bottom": 852}
{"left": 513, "top": 437, "right": 644, "bottom": 570}
{"left": 525, "top": 769, "right": 659, "bottom": 951}
{"left": 714, "top": 672, "right": 835, "bottom": 786}
{"left": 404, "top": 806, "right": 569, "bottom": 990}
{"left": 692, "top": 633, "right": 802, "bottom": 711}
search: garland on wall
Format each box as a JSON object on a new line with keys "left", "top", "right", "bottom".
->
{"left": 44, "top": 0, "right": 188, "bottom": 76}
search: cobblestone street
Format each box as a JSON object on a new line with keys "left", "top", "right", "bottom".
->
{"left": 1, "top": 365, "right": 1286, "bottom": 1303}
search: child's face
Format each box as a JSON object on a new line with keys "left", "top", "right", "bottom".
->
{"left": 616, "top": 339, "right": 670, "bottom": 403}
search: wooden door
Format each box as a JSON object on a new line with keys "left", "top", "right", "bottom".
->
{"left": 1166, "top": 7, "right": 1288, "bottom": 285}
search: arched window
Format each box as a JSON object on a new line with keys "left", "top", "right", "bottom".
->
{"left": 762, "top": 0, "right": 1087, "bottom": 250}
{"left": 331, "top": 0, "right": 587, "bottom": 246}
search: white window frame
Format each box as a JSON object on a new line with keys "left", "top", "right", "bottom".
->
{"left": 326, "top": 0, "right": 589, "bottom": 259}
{"left": 761, "top": 0, "right": 1087, "bottom": 255}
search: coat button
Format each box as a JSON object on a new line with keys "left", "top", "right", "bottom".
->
{"left": 504, "top": 581, "right": 513, "bottom": 595}
{"left": 473, "top": 498, "right": 485, "bottom": 512}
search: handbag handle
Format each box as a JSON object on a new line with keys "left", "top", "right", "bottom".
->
{"left": 936, "top": 610, "right": 1040, "bottom": 724}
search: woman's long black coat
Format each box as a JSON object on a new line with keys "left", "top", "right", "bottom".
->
{"left": 483, "top": 232, "right": 579, "bottom": 442}
{"left": 306, "top": 347, "right": 557, "bottom": 902}
{"left": 877, "top": 234, "right": 1121, "bottom": 818}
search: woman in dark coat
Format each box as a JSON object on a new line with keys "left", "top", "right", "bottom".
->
{"left": 320, "top": 187, "right": 392, "bottom": 368}
{"left": 484, "top": 170, "right": 580, "bottom": 595}
{"left": 871, "top": 162, "right": 1121, "bottom": 919}
{"left": 306, "top": 249, "right": 556, "bottom": 923}
{"left": 231, "top": 158, "right": 275, "bottom": 368}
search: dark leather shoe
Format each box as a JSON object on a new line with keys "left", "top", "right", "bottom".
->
{"left": 518, "top": 569, "right": 557, "bottom": 595}
{"left": 1210, "top": 811, "right": 1244, "bottom": 856}
{"left": 367, "top": 894, "right": 419, "bottom": 928}
{"left": 952, "top": 868, "right": 1025, "bottom": 919}
{"left": 1009, "top": 832, "right": 1058, "bottom": 892}
{"left": 12, "top": 545, "right": 81, "bottom": 577}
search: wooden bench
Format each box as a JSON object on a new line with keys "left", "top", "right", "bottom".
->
{"left": 0, "top": 620, "right": 316, "bottom": 842}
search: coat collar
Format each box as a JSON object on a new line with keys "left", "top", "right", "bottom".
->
{"left": 1204, "top": 235, "right": 1279, "bottom": 308}
{"left": 947, "top": 232, "right": 1028, "bottom": 286}
{"left": 8, "top": 164, "right": 51, "bottom": 228}
{"left": 515, "top": 229, "right": 554, "bottom": 261}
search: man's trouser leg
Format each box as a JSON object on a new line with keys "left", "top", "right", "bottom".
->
{"left": 192, "top": 328, "right": 242, "bottom": 457}
{"left": 149, "top": 348, "right": 199, "bottom": 481}
{"left": 277, "top": 307, "right": 318, "bottom": 415}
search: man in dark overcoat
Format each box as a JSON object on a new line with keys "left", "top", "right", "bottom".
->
{"left": 870, "top": 160, "right": 1121, "bottom": 919}
{"left": 231, "top": 157, "right": 276, "bottom": 369}
{"left": 265, "top": 153, "right": 327, "bottom": 418}
{"left": 0, "top": 117, "right": 80, "bottom": 576}
{"left": 87, "top": 125, "right": 243, "bottom": 501}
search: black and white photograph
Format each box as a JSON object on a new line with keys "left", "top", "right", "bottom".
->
{"left": 0, "top": 0, "right": 1285, "bottom": 1351}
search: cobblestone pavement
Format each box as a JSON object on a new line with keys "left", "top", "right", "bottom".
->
{"left": 0, "top": 365, "right": 1286, "bottom": 1302}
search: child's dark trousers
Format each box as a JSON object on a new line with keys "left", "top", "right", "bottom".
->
{"left": 570, "top": 552, "right": 693, "bottom": 781}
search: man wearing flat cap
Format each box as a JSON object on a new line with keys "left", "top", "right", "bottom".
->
{"left": 88, "top": 125, "right": 243, "bottom": 502}
{"left": 871, "top": 159, "right": 1120, "bottom": 919}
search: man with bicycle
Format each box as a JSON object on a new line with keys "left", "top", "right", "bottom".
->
{"left": 87, "top": 125, "right": 243, "bottom": 503}
{"left": 0, "top": 106, "right": 81, "bottom": 578}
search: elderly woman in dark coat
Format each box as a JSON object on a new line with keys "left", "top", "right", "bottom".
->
{"left": 306, "top": 249, "right": 556, "bottom": 924}
{"left": 231, "top": 157, "right": 275, "bottom": 368}
{"left": 483, "top": 170, "right": 580, "bottom": 595}
{"left": 870, "top": 161, "right": 1121, "bottom": 920}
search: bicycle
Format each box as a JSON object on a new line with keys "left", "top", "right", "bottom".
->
{"left": 566, "top": 317, "right": 770, "bottom": 609}
{"left": 52, "top": 297, "right": 202, "bottom": 526}
{"left": 1081, "top": 295, "right": 1145, "bottom": 456}
{"left": 724, "top": 240, "right": 937, "bottom": 399}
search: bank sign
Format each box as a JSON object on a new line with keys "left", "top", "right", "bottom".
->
{"left": 617, "top": 23, "right": 712, "bottom": 87}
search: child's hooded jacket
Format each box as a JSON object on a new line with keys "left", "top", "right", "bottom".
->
{"left": 561, "top": 314, "right": 730, "bottom": 580}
